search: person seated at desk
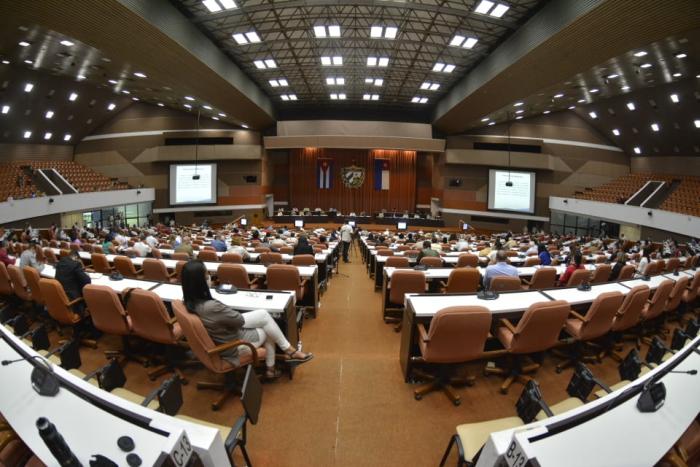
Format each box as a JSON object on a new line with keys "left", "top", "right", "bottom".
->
{"left": 558, "top": 252, "right": 584, "bottom": 286}
{"left": 102, "top": 233, "right": 115, "bottom": 255}
{"left": 413, "top": 212, "right": 421, "bottom": 219}
{"left": 269, "top": 236, "right": 286, "bottom": 252}
{"left": 402, "top": 210, "right": 409, "bottom": 218}
{"left": 636, "top": 247, "right": 651, "bottom": 275}
{"left": 314, "top": 207, "right": 323, "bottom": 213}
{"left": 133, "top": 234, "right": 152, "bottom": 258}
{"left": 302, "top": 207, "right": 311, "bottom": 215}
{"left": 174, "top": 236, "right": 195, "bottom": 258}
{"left": 0, "top": 240, "right": 16, "bottom": 267}
{"left": 211, "top": 235, "right": 228, "bottom": 253}
{"left": 181, "top": 261, "right": 313, "bottom": 380}
{"left": 538, "top": 244, "right": 552, "bottom": 266}
{"left": 416, "top": 240, "right": 440, "bottom": 263}
{"left": 56, "top": 249, "right": 91, "bottom": 316}
{"left": 19, "top": 239, "right": 45, "bottom": 273}
{"left": 291, "top": 207, "right": 299, "bottom": 214}
{"left": 276, "top": 208, "right": 284, "bottom": 216}
{"left": 525, "top": 241, "right": 538, "bottom": 256}
{"left": 294, "top": 235, "right": 314, "bottom": 255}
{"left": 145, "top": 230, "right": 159, "bottom": 249}
{"left": 483, "top": 250, "right": 518, "bottom": 290}
{"left": 227, "top": 237, "right": 250, "bottom": 261}
{"left": 377, "top": 212, "right": 384, "bottom": 218}
{"left": 348, "top": 212, "right": 357, "bottom": 217}
{"left": 503, "top": 234, "right": 517, "bottom": 250}
{"left": 609, "top": 252, "right": 627, "bottom": 281}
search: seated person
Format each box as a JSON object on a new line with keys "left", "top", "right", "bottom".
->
{"left": 377, "top": 212, "right": 384, "bottom": 218}
{"left": 181, "top": 261, "right": 313, "bottom": 380}
{"left": 416, "top": 240, "right": 440, "bottom": 263}
{"left": 211, "top": 235, "right": 228, "bottom": 253}
{"left": 538, "top": 244, "right": 552, "bottom": 266}
{"left": 145, "top": 231, "right": 159, "bottom": 249}
{"left": 558, "top": 252, "right": 584, "bottom": 286}
{"left": 348, "top": 212, "right": 357, "bottom": 217}
{"left": 314, "top": 207, "right": 322, "bottom": 213}
{"left": 56, "top": 249, "right": 91, "bottom": 315}
{"left": 413, "top": 212, "right": 421, "bottom": 219}
{"left": 402, "top": 210, "right": 409, "bottom": 218}
{"left": 276, "top": 208, "right": 284, "bottom": 216}
{"left": 609, "top": 252, "right": 627, "bottom": 281}
{"left": 102, "top": 234, "right": 114, "bottom": 255}
{"left": 525, "top": 241, "right": 538, "bottom": 256}
{"left": 0, "top": 240, "right": 16, "bottom": 266}
{"left": 174, "top": 236, "right": 195, "bottom": 258}
{"left": 483, "top": 250, "right": 518, "bottom": 289}
{"left": 227, "top": 237, "right": 250, "bottom": 261}
{"left": 132, "top": 234, "right": 152, "bottom": 257}
{"left": 269, "top": 236, "right": 287, "bottom": 252}
{"left": 294, "top": 235, "right": 314, "bottom": 255}
{"left": 302, "top": 207, "right": 310, "bottom": 215}
{"left": 19, "top": 239, "right": 45, "bottom": 273}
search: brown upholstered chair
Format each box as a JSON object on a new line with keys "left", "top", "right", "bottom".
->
{"left": 521, "top": 267, "right": 556, "bottom": 290}
{"left": 617, "top": 264, "right": 636, "bottom": 280}
{"left": 385, "top": 270, "right": 426, "bottom": 330}
{"left": 593, "top": 285, "right": 651, "bottom": 362}
{"left": 22, "top": 266, "right": 45, "bottom": 308}
{"left": 489, "top": 276, "right": 522, "bottom": 292}
{"left": 485, "top": 300, "right": 570, "bottom": 394}
{"left": 217, "top": 264, "right": 260, "bottom": 289}
{"left": 197, "top": 250, "right": 218, "bottom": 262}
{"left": 279, "top": 246, "right": 294, "bottom": 254}
{"left": 419, "top": 256, "right": 443, "bottom": 268}
{"left": 43, "top": 248, "right": 58, "bottom": 265}
{"left": 221, "top": 252, "right": 243, "bottom": 263}
{"left": 635, "top": 279, "right": 674, "bottom": 341}
{"left": 456, "top": 254, "right": 479, "bottom": 268}
{"left": 0, "top": 263, "right": 14, "bottom": 301}
{"left": 413, "top": 306, "right": 502, "bottom": 405}
{"left": 90, "top": 253, "right": 113, "bottom": 274}
{"left": 590, "top": 264, "right": 612, "bottom": 284}
{"left": 259, "top": 252, "right": 283, "bottom": 265}
{"left": 524, "top": 257, "right": 540, "bottom": 267}
{"left": 385, "top": 256, "right": 410, "bottom": 268}
{"left": 440, "top": 268, "right": 480, "bottom": 293}
{"left": 565, "top": 269, "right": 591, "bottom": 287}
{"left": 172, "top": 300, "right": 263, "bottom": 410}
{"left": 171, "top": 252, "right": 190, "bottom": 261}
{"left": 665, "top": 257, "right": 681, "bottom": 273}
{"left": 142, "top": 258, "right": 176, "bottom": 283}
{"left": 254, "top": 247, "right": 270, "bottom": 253}
{"left": 38, "top": 278, "right": 97, "bottom": 348}
{"left": 681, "top": 271, "right": 700, "bottom": 317}
{"left": 114, "top": 256, "right": 142, "bottom": 279}
{"left": 174, "top": 261, "right": 187, "bottom": 283}
{"left": 266, "top": 264, "right": 307, "bottom": 301}
{"left": 82, "top": 284, "right": 146, "bottom": 364}
{"left": 376, "top": 249, "right": 394, "bottom": 257}
{"left": 7, "top": 265, "right": 29, "bottom": 303}
{"left": 126, "top": 288, "right": 187, "bottom": 381}
{"left": 663, "top": 275, "right": 690, "bottom": 324}
{"left": 291, "top": 254, "right": 315, "bottom": 266}
{"left": 555, "top": 291, "right": 624, "bottom": 371}
{"left": 151, "top": 248, "right": 163, "bottom": 259}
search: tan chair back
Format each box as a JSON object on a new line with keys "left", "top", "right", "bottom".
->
{"left": 385, "top": 256, "right": 410, "bottom": 268}
{"left": 641, "top": 280, "right": 674, "bottom": 321}
{"left": 420, "top": 306, "right": 491, "bottom": 363}
{"left": 217, "top": 264, "right": 253, "bottom": 289}
{"left": 457, "top": 254, "right": 479, "bottom": 268}
{"left": 590, "top": 264, "right": 612, "bottom": 284}
{"left": 174, "top": 261, "right": 187, "bottom": 282}
{"left": 0, "top": 263, "right": 14, "bottom": 297}
{"left": 666, "top": 258, "right": 681, "bottom": 273}
{"left": 617, "top": 265, "right": 635, "bottom": 280}
{"left": 172, "top": 252, "right": 190, "bottom": 261}
{"left": 280, "top": 246, "right": 293, "bottom": 254}
{"left": 151, "top": 248, "right": 162, "bottom": 259}
{"left": 566, "top": 269, "right": 591, "bottom": 287}
{"left": 260, "top": 252, "right": 283, "bottom": 265}
{"left": 127, "top": 289, "right": 180, "bottom": 345}
{"left": 197, "top": 250, "right": 218, "bottom": 262}
{"left": 389, "top": 270, "right": 425, "bottom": 305}
{"left": 574, "top": 291, "right": 624, "bottom": 341}
{"left": 444, "top": 268, "right": 480, "bottom": 293}
{"left": 524, "top": 257, "right": 540, "bottom": 267}
{"left": 683, "top": 271, "right": 700, "bottom": 303}
{"left": 376, "top": 249, "right": 394, "bottom": 257}
{"left": 527, "top": 268, "right": 556, "bottom": 290}
{"left": 611, "top": 285, "right": 649, "bottom": 332}
{"left": 7, "top": 265, "right": 28, "bottom": 301}
{"left": 419, "top": 256, "right": 443, "bottom": 268}
{"left": 22, "top": 266, "right": 44, "bottom": 305}
{"left": 44, "top": 248, "right": 58, "bottom": 264}
{"left": 91, "top": 253, "right": 112, "bottom": 274}
{"left": 83, "top": 285, "right": 131, "bottom": 336}
{"left": 221, "top": 253, "right": 243, "bottom": 264}
{"left": 266, "top": 264, "right": 304, "bottom": 300}
{"left": 142, "top": 259, "right": 171, "bottom": 282}
{"left": 114, "top": 256, "right": 139, "bottom": 278}
{"left": 254, "top": 247, "right": 271, "bottom": 253}
{"left": 291, "top": 255, "right": 315, "bottom": 266}
{"left": 508, "top": 300, "right": 570, "bottom": 354}
{"left": 38, "top": 278, "right": 81, "bottom": 325}
{"left": 490, "top": 276, "right": 522, "bottom": 292}
{"left": 664, "top": 276, "right": 689, "bottom": 312}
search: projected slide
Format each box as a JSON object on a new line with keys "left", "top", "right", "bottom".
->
{"left": 169, "top": 164, "right": 217, "bottom": 205}
{"left": 488, "top": 169, "right": 536, "bottom": 214}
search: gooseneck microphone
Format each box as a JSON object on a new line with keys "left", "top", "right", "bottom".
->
{"left": 668, "top": 369, "right": 698, "bottom": 375}
{"left": 36, "top": 417, "right": 83, "bottom": 467}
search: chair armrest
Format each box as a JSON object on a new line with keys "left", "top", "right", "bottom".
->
{"left": 135, "top": 268, "right": 143, "bottom": 274}
{"left": 167, "top": 316, "right": 178, "bottom": 325}
{"left": 569, "top": 310, "right": 586, "bottom": 321}
{"left": 521, "top": 278, "right": 531, "bottom": 285}
{"left": 67, "top": 297, "right": 84, "bottom": 306}
{"left": 299, "top": 279, "right": 309, "bottom": 289}
{"left": 439, "top": 281, "right": 447, "bottom": 289}
{"left": 416, "top": 323, "right": 429, "bottom": 342}
{"left": 207, "top": 340, "right": 259, "bottom": 365}
{"left": 168, "top": 271, "right": 177, "bottom": 278}
{"left": 499, "top": 318, "right": 517, "bottom": 334}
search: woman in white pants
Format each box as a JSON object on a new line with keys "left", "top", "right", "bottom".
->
{"left": 181, "top": 260, "right": 313, "bottom": 379}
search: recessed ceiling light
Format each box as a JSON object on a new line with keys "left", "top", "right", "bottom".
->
{"left": 23, "top": 59, "right": 33, "bottom": 65}
{"left": 24, "top": 83, "right": 34, "bottom": 92}
{"left": 60, "top": 40, "right": 74, "bottom": 46}
{"left": 45, "top": 110, "right": 54, "bottom": 119}
{"left": 515, "top": 116, "right": 523, "bottom": 120}
{"left": 374, "top": 78, "right": 383, "bottom": 86}
{"left": 633, "top": 51, "right": 647, "bottom": 57}
{"left": 246, "top": 31, "right": 261, "bottom": 43}
{"left": 1, "top": 105, "right": 9, "bottom": 114}
{"left": 157, "top": 103, "right": 164, "bottom": 107}
{"left": 68, "top": 92, "right": 78, "bottom": 101}
{"left": 121, "top": 90, "right": 130, "bottom": 94}
{"left": 543, "top": 110, "right": 550, "bottom": 114}
{"left": 264, "top": 59, "right": 276, "bottom": 68}
{"left": 672, "top": 72, "right": 682, "bottom": 77}
{"left": 481, "top": 117, "right": 490, "bottom": 122}
{"left": 269, "top": 79, "right": 280, "bottom": 87}
{"left": 553, "top": 93, "right": 564, "bottom": 98}
{"left": 443, "top": 64, "right": 455, "bottom": 73}
{"left": 490, "top": 3, "right": 510, "bottom": 17}
{"left": 314, "top": 25, "right": 341, "bottom": 38}
{"left": 184, "top": 103, "right": 192, "bottom": 109}
{"left": 63, "top": 133, "right": 72, "bottom": 141}
{"left": 577, "top": 99, "right": 586, "bottom": 103}
{"left": 184, "top": 96, "right": 195, "bottom": 101}
{"left": 371, "top": 26, "right": 397, "bottom": 39}
{"left": 590, "top": 88, "right": 599, "bottom": 93}
{"left": 488, "top": 121, "right": 495, "bottom": 126}
{"left": 1, "top": 60, "right": 9, "bottom": 65}
{"left": 515, "top": 109, "right": 524, "bottom": 114}
{"left": 612, "top": 129, "right": 620, "bottom": 136}
{"left": 44, "top": 132, "right": 52, "bottom": 140}
{"left": 670, "top": 94, "right": 679, "bottom": 103}
{"left": 626, "top": 102, "right": 636, "bottom": 111}
{"left": 107, "top": 103, "right": 116, "bottom": 110}
{"left": 513, "top": 101, "right": 523, "bottom": 107}
{"left": 76, "top": 74, "right": 86, "bottom": 80}
{"left": 475, "top": 0, "right": 508, "bottom": 17}
{"left": 568, "top": 106, "right": 576, "bottom": 110}
{"left": 432, "top": 62, "right": 445, "bottom": 72}
{"left": 450, "top": 35, "right": 466, "bottom": 47}
{"left": 241, "top": 124, "right": 249, "bottom": 128}
{"left": 212, "top": 116, "right": 219, "bottom": 120}
{"left": 218, "top": 112, "right": 226, "bottom": 117}
{"left": 203, "top": 0, "right": 236, "bottom": 12}
{"left": 132, "top": 97, "right": 139, "bottom": 101}
{"left": 202, "top": 105, "right": 212, "bottom": 109}
{"left": 675, "top": 53, "right": 687, "bottom": 58}
{"left": 19, "top": 41, "right": 30, "bottom": 47}
{"left": 23, "top": 131, "right": 31, "bottom": 139}
{"left": 363, "top": 94, "right": 371, "bottom": 100}
{"left": 449, "top": 35, "right": 478, "bottom": 49}
{"left": 108, "top": 79, "right": 118, "bottom": 84}
{"left": 281, "top": 95, "right": 289, "bottom": 101}
{"left": 633, "top": 147, "right": 641, "bottom": 154}
{"left": 640, "top": 63, "right": 652, "bottom": 69}
{"left": 694, "top": 120, "right": 700, "bottom": 128}
{"left": 474, "top": 0, "right": 495, "bottom": 14}
{"left": 606, "top": 73, "right": 619, "bottom": 79}
{"left": 378, "top": 57, "right": 389, "bottom": 67}
{"left": 650, "top": 123, "right": 660, "bottom": 132}
{"left": 621, "top": 85, "right": 630, "bottom": 91}
{"left": 133, "top": 72, "right": 147, "bottom": 78}
{"left": 384, "top": 26, "right": 398, "bottom": 39}
{"left": 588, "top": 111, "right": 597, "bottom": 119}
{"left": 429, "top": 83, "right": 440, "bottom": 91}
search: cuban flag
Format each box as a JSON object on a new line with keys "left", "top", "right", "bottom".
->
{"left": 318, "top": 158, "right": 333, "bottom": 189}
{"left": 374, "top": 159, "right": 390, "bottom": 190}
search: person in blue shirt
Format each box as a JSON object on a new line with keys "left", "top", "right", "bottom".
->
{"left": 210, "top": 235, "right": 228, "bottom": 252}
{"left": 538, "top": 243, "right": 552, "bottom": 266}
{"left": 483, "top": 250, "right": 519, "bottom": 289}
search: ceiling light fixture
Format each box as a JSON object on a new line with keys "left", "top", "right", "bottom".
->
{"left": 474, "top": 0, "right": 509, "bottom": 17}
{"left": 107, "top": 103, "right": 116, "bottom": 110}
{"left": 24, "top": 83, "right": 34, "bottom": 92}
{"left": 68, "top": 92, "right": 78, "bottom": 101}
{"left": 650, "top": 123, "right": 660, "bottom": 132}
{"left": 670, "top": 94, "right": 679, "bottom": 103}
{"left": 233, "top": 31, "right": 262, "bottom": 45}
{"left": 44, "top": 132, "right": 52, "bottom": 140}
{"left": 553, "top": 93, "right": 564, "bottom": 98}
{"left": 449, "top": 35, "right": 479, "bottom": 49}
{"left": 626, "top": 102, "right": 636, "bottom": 111}
{"left": 1, "top": 105, "right": 9, "bottom": 114}
{"left": 543, "top": 110, "right": 551, "bottom": 114}
{"left": 63, "top": 134, "right": 72, "bottom": 141}
{"left": 23, "top": 131, "right": 32, "bottom": 139}
{"left": 633, "top": 51, "right": 647, "bottom": 57}
{"left": 60, "top": 40, "right": 74, "bottom": 46}
{"left": 133, "top": 72, "right": 147, "bottom": 78}
{"left": 633, "top": 147, "right": 641, "bottom": 154}
{"left": 640, "top": 63, "right": 652, "bottom": 69}
{"left": 588, "top": 111, "right": 597, "bottom": 119}
{"left": 314, "top": 25, "right": 341, "bottom": 38}
{"left": 19, "top": 41, "right": 30, "bottom": 47}
{"left": 612, "top": 129, "right": 620, "bottom": 136}
{"left": 675, "top": 53, "right": 687, "bottom": 59}
{"left": 202, "top": 0, "right": 236, "bottom": 13}
{"left": 45, "top": 110, "right": 54, "bottom": 119}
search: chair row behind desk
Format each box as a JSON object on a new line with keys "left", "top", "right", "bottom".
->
{"left": 398, "top": 269, "right": 697, "bottom": 381}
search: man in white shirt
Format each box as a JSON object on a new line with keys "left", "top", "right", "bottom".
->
{"left": 145, "top": 231, "right": 159, "bottom": 249}
{"left": 340, "top": 221, "right": 353, "bottom": 263}
{"left": 132, "top": 234, "right": 152, "bottom": 257}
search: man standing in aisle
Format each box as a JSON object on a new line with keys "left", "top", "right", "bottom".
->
{"left": 340, "top": 220, "right": 353, "bottom": 263}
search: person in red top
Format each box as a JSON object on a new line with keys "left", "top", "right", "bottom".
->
{"left": 559, "top": 252, "right": 584, "bottom": 286}
{"left": 0, "top": 241, "right": 16, "bottom": 267}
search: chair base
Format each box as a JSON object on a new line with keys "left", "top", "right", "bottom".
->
{"left": 196, "top": 381, "right": 239, "bottom": 411}
{"left": 553, "top": 342, "right": 601, "bottom": 373}
{"left": 414, "top": 376, "right": 475, "bottom": 406}
{"left": 484, "top": 357, "right": 540, "bottom": 395}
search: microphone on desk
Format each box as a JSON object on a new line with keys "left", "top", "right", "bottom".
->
{"left": 668, "top": 369, "right": 698, "bottom": 375}
{"left": 2, "top": 354, "right": 60, "bottom": 396}
{"left": 36, "top": 417, "right": 82, "bottom": 467}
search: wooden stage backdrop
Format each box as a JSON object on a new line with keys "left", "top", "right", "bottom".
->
{"left": 288, "top": 148, "right": 417, "bottom": 213}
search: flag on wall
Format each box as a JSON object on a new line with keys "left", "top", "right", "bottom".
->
{"left": 317, "top": 158, "right": 333, "bottom": 189}
{"left": 374, "top": 159, "right": 390, "bottom": 190}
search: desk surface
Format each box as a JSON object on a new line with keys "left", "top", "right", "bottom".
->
{"left": 542, "top": 282, "right": 630, "bottom": 304}
{"left": 152, "top": 283, "right": 294, "bottom": 311}
{"left": 406, "top": 291, "right": 550, "bottom": 317}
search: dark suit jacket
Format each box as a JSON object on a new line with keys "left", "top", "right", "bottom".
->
{"left": 294, "top": 244, "right": 314, "bottom": 255}
{"left": 55, "top": 257, "right": 91, "bottom": 300}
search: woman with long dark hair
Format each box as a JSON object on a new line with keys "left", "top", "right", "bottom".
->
{"left": 293, "top": 235, "right": 314, "bottom": 255}
{"left": 181, "top": 260, "right": 313, "bottom": 380}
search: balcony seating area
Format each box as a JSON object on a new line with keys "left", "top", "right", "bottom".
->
{"left": 660, "top": 176, "right": 700, "bottom": 217}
